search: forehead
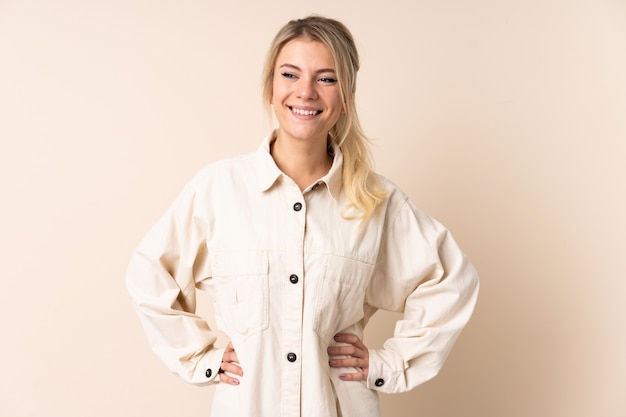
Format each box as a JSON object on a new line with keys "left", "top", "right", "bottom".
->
{"left": 275, "top": 38, "right": 335, "bottom": 69}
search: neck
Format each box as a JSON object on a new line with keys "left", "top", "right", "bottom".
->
{"left": 270, "top": 133, "right": 332, "bottom": 191}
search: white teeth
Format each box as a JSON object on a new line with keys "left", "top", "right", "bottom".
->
{"left": 292, "top": 108, "right": 319, "bottom": 116}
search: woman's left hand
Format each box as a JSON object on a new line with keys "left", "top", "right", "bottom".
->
{"left": 327, "top": 333, "right": 369, "bottom": 381}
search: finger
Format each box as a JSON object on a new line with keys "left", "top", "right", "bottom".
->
{"left": 334, "top": 333, "right": 367, "bottom": 349}
{"left": 219, "top": 372, "right": 240, "bottom": 385}
{"left": 338, "top": 369, "right": 368, "bottom": 381}
{"left": 328, "top": 357, "right": 367, "bottom": 369}
{"left": 330, "top": 334, "right": 369, "bottom": 360}
{"left": 327, "top": 345, "right": 367, "bottom": 359}
{"left": 221, "top": 343, "right": 241, "bottom": 366}
{"left": 328, "top": 334, "right": 370, "bottom": 378}
{"left": 222, "top": 350, "right": 240, "bottom": 363}
{"left": 220, "top": 342, "right": 244, "bottom": 382}
{"left": 220, "top": 360, "right": 244, "bottom": 376}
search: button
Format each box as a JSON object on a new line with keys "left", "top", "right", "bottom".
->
{"left": 311, "top": 182, "right": 320, "bottom": 190}
{"left": 289, "top": 274, "right": 299, "bottom": 284}
{"left": 293, "top": 202, "right": 302, "bottom": 211}
{"left": 374, "top": 378, "right": 385, "bottom": 387}
{"left": 205, "top": 368, "right": 213, "bottom": 378}
{"left": 287, "top": 352, "right": 297, "bottom": 362}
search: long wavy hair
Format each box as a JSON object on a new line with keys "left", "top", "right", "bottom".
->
{"left": 262, "top": 15, "right": 387, "bottom": 223}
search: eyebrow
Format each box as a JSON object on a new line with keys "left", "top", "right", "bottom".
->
{"left": 279, "top": 63, "right": 337, "bottom": 74}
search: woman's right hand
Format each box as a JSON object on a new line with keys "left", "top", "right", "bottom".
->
{"left": 219, "top": 342, "right": 243, "bottom": 385}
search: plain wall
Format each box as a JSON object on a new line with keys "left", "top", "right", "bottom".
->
{"left": 1, "top": 0, "right": 624, "bottom": 416}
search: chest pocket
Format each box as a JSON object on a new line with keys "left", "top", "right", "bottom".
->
{"left": 210, "top": 250, "right": 269, "bottom": 340}
{"left": 313, "top": 255, "right": 374, "bottom": 341}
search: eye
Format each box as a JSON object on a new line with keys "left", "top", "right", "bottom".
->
{"left": 281, "top": 72, "right": 297, "bottom": 79}
{"left": 319, "top": 77, "right": 337, "bottom": 84}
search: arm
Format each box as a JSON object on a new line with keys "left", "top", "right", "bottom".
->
{"left": 125, "top": 179, "right": 225, "bottom": 385}
{"left": 365, "top": 198, "right": 479, "bottom": 393}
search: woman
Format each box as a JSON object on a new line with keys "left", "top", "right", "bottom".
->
{"left": 126, "top": 15, "right": 479, "bottom": 417}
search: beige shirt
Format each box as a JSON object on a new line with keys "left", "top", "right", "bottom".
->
{"left": 126, "top": 135, "right": 479, "bottom": 417}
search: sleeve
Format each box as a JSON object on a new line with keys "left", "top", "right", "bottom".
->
{"left": 125, "top": 176, "right": 224, "bottom": 385}
{"left": 365, "top": 197, "right": 479, "bottom": 393}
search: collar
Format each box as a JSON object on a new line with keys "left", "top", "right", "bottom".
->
{"left": 255, "top": 132, "right": 343, "bottom": 201}
{"left": 255, "top": 133, "right": 284, "bottom": 192}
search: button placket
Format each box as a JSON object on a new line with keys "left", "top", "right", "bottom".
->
{"left": 280, "top": 186, "right": 305, "bottom": 415}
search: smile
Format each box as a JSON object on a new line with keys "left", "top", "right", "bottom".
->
{"left": 289, "top": 106, "right": 322, "bottom": 116}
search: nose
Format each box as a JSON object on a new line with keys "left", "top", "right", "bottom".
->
{"left": 296, "top": 77, "right": 318, "bottom": 100}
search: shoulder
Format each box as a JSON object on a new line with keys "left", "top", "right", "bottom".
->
{"left": 188, "top": 151, "right": 258, "bottom": 189}
{"left": 371, "top": 172, "right": 442, "bottom": 232}
{"left": 372, "top": 172, "right": 410, "bottom": 209}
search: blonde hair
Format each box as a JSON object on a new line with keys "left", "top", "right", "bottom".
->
{"left": 262, "top": 15, "right": 387, "bottom": 223}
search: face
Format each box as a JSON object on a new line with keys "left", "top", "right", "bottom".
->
{"left": 271, "top": 38, "right": 344, "bottom": 147}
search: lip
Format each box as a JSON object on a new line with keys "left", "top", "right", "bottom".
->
{"left": 288, "top": 105, "right": 322, "bottom": 118}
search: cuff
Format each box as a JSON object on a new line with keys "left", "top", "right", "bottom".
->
{"left": 192, "top": 347, "right": 225, "bottom": 385}
{"left": 366, "top": 348, "right": 405, "bottom": 393}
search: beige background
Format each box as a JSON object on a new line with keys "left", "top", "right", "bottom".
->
{"left": 1, "top": 0, "right": 625, "bottom": 416}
